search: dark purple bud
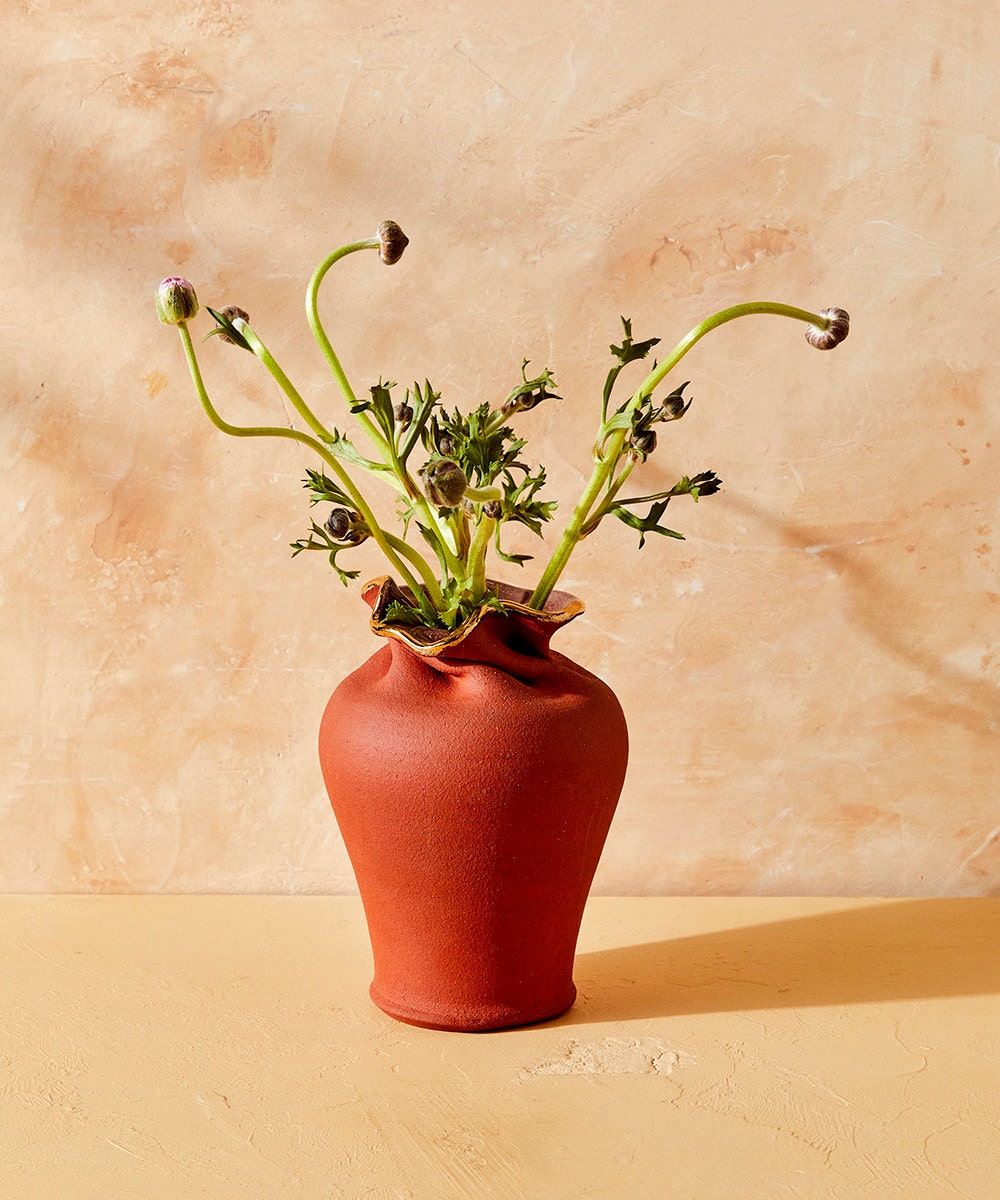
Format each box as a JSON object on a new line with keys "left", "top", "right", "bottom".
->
{"left": 630, "top": 429, "right": 657, "bottom": 457}
{"left": 393, "top": 401, "right": 413, "bottom": 431}
{"left": 483, "top": 500, "right": 503, "bottom": 520}
{"left": 325, "top": 508, "right": 369, "bottom": 545}
{"left": 805, "top": 308, "right": 850, "bottom": 350}
{"left": 378, "top": 220, "right": 409, "bottom": 265}
{"left": 217, "top": 305, "right": 250, "bottom": 344}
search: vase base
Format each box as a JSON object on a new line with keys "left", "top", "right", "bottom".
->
{"left": 369, "top": 982, "right": 577, "bottom": 1033}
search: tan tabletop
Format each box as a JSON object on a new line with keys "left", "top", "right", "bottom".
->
{"left": 2, "top": 896, "right": 999, "bottom": 1198}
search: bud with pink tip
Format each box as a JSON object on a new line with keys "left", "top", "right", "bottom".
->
{"left": 156, "top": 277, "right": 199, "bottom": 325}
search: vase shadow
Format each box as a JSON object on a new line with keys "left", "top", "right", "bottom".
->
{"left": 563, "top": 899, "right": 1000, "bottom": 1024}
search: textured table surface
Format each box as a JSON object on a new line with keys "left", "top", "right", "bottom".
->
{"left": 3, "top": 896, "right": 999, "bottom": 1198}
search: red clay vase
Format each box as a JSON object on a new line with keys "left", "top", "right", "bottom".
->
{"left": 319, "top": 577, "right": 629, "bottom": 1032}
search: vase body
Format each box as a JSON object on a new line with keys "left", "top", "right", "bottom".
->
{"left": 319, "top": 580, "right": 628, "bottom": 1031}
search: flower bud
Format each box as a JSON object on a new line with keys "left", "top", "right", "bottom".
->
{"left": 483, "top": 500, "right": 503, "bottom": 521}
{"left": 156, "top": 277, "right": 199, "bottom": 325}
{"left": 420, "top": 457, "right": 468, "bottom": 508}
{"left": 805, "top": 308, "right": 850, "bottom": 350}
{"left": 393, "top": 400, "right": 413, "bottom": 431}
{"left": 630, "top": 429, "right": 657, "bottom": 458}
{"left": 325, "top": 508, "right": 369, "bottom": 545}
{"left": 378, "top": 220, "right": 409, "bottom": 265}
{"left": 660, "top": 395, "right": 689, "bottom": 421}
{"left": 217, "top": 305, "right": 249, "bottom": 344}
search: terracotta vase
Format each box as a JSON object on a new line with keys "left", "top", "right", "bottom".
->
{"left": 319, "top": 577, "right": 629, "bottom": 1032}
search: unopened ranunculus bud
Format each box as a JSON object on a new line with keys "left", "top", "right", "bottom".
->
{"left": 156, "top": 277, "right": 199, "bottom": 325}
{"left": 393, "top": 401, "right": 413, "bottom": 431}
{"left": 630, "top": 429, "right": 657, "bottom": 458}
{"left": 378, "top": 220, "right": 409, "bottom": 265}
{"left": 805, "top": 308, "right": 850, "bottom": 350}
{"left": 661, "top": 395, "right": 689, "bottom": 421}
{"left": 420, "top": 458, "right": 468, "bottom": 508}
{"left": 483, "top": 500, "right": 503, "bottom": 520}
{"left": 325, "top": 508, "right": 369, "bottom": 545}
{"left": 217, "top": 305, "right": 249, "bottom": 344}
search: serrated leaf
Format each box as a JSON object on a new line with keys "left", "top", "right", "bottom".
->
{"left": 382, "top": 599, "right": 425, "bottom": 625}
{"left": 492, "top": 520, "right": 532, "bottom": 565}
{"left": 609, "top": 501, "right": 686, "bottom": 548}
{"left": 302, "top": 467, "right": 353, "bottom": 508}
{"left": 603, "top": 316, "right": 661, "bottom": 420}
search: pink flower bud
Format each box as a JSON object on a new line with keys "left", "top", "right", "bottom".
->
{"left": 156, "top": 277, "right": 199, "bottom": 325}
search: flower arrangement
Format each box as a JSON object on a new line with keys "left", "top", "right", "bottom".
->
{"left": 158, "top": 221, "right": 848, "bottom": 630}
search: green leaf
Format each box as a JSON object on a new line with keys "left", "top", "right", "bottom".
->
{"left": 397, "top": 380, "right": 442, "bottom": 464}
{"left": 382, "top": 599, "right": 425, "bottom": 626}
{"left": 602, "top": 317, "right": 660, "bottom": 420}
{"left": 204, "top": 307, "right": 253, "bottom": 352}
{"left": 492, "top": 520, "right": 532, "bottom": 566}
{"left": 608, "top": 501, "right": 686, "bottom": 548}
{"left": 501, "top": 465, "right": 556, "bottom": 536}
{"left": 302, "top": 467, "right": 353, "bottom": 508}
{"left": 365, "top": 379, "right": 398, "bottom": 441}
{"left": 289, "top": 519, "right": 361, "bottom": 585}
{"left": 502, "top": 361, "right": 560, "bottom": 413}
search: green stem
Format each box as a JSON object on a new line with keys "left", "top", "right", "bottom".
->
{"left": 302, "top": 237, "right": 466, "bottom": 584}
{"left": 177, "top": 323, "right": 436, "bottom": 619}
{"left": 383, "top": 532, "right": 444, "bottom": 608}
{"left": 528, "top": 434, "right": 624, "bottom": 609}
{"left": 464, "top": 484, "right": 502, "bottom": 503}
{"left": 529, "top": 301, "right": 833, "bottom": 609}
{"left": 239, "top": 322, "right": 336, "bottom": 444}
{"left": 466, "top": 515, "right": 496, "bottom": 597}
{"left": 581, "top": 456, "right": 637, "bottom": 537}
{"left": 305, "top": 238, "right": 391, "bottom": 458}
{"left": 635, "top": 301, "right": 832, "bottom": 402}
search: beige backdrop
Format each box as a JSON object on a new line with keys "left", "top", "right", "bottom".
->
{"left": 3, "top": 0, "right": 997, "bottom": 895}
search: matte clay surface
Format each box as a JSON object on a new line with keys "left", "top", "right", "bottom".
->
{"left": 4, "top": 1, "right": 999, "bottom": 896}
{"left": 3, "top": 896, "right": 999, "bottom": 1197}
{"left": 320, "top": 597, "right": 628, "bottom": 1030}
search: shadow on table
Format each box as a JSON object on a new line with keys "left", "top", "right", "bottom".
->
{"left": 565, "top": 899, "right": 1000, "bottom": 1024}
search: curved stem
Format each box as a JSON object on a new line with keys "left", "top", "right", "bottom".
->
{"left": 464, "top": 484, "right": 502, "bottom": 503}
{"left": 529, "top": 301, "right": 834, "bottom": 609}
{"left": 305, "top": 240, "right": 465, "bottom": 577}
{"left": 305, "top": 238, "right": 391, "bottom": 458}
{"left": 383, "top": 532, "right": 444, "bottom": 608}
{"left": 635, "top": 302, "right": 832, "bottom": 402}
{"left": 178, "top": 323, "right": 435, "bottom": 616}
{"left": 466, "top": 515, "right": 496, "bottom": 598}
{"left": 238, "top": 322, "right": 336, "bottom": 444}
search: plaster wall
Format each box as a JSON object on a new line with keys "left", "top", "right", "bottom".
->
{"left": 3, "top": 0, "right": 997, "bottom": 894}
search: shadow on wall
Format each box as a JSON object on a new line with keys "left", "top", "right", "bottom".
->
{"left": 725, "top": 492, "right": 998, "bottom": 741}
{"left": 567, "top": 899, "right": 1000, "bottom": 1023}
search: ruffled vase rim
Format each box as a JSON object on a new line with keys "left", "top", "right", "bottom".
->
{"left": 360, "top": 576, "right": 585, "bottom": 657}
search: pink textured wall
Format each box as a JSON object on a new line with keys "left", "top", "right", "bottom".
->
{"left": 3, "top": 1, "right": 997, "bottom": 894}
